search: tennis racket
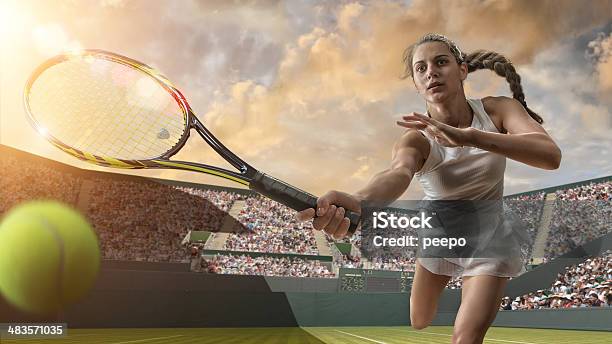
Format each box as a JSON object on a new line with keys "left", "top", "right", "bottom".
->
{"left": 24, "top": 49, "right": 360, "bottom": 235}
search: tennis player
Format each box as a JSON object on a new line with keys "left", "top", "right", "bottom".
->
{"left": 297, "top": 33, "right": 561, "bottom": 344}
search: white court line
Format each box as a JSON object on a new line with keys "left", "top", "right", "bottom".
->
{"left": 420, "top": 331, "right": 539, "bottom": 344}
{"left": 480, "top": 337, "right": 539, "bottom": 344}
{"left": 410, "top": 330, "right": 539, "bottom": 344}
{"left": 110, "top": 334, "right": 184, "bottom": 344}
{"left": 334, "top": 330, "right": 388, "bottom": 344}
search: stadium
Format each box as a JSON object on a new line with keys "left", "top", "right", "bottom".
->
{"left": 1, "top": 144, "right": 610, "bottom": 343}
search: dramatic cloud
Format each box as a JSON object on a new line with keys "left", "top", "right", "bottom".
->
{"left": 1, "top": 0, "right": 610, "bottom": 198}
{"left": 190, "top": 0, "right": 611, "bottom": 195}
{"left": 587, "top": 32, "right": 612, "bottom": 104}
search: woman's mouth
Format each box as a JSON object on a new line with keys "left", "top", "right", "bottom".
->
{"left": 428, "top": 83, "right": 444, "bottom": 92}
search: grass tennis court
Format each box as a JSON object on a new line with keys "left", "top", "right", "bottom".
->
{"left": 1, "top": 326, "right": 610, "bottom": 343}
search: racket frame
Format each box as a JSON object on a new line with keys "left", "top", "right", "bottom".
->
{"left": 24, "top": 49, "right": 256, "bottom": 186}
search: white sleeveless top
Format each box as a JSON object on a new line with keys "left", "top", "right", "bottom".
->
{"left": 415, "top": 98, "right": 505, "bottom": 200}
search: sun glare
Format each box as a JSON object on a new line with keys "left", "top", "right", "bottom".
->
{"left": 0, "top": 0, "right": 28, "bottom": 42}
{"left": 32, "top": 24, "right": 82, "bottom": 57}
{"left": 0, "top": 0, "right": 81, "bottom": 57}
{"left": 36, "top": 126, "right": 48, "bottom": 138}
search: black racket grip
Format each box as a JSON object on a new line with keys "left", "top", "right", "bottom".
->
{"left": 250, "top": 172, "right": 361, "bottom": 236}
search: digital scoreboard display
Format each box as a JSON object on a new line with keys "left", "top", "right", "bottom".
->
{"left": 339, "top": 268, "right": 414, "bottom": 293}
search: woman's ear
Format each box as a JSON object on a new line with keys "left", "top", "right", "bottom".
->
{"left": 459, "top": 62, "right": 468, "bottom": 81}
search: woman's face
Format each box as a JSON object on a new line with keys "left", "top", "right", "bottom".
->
{"left": 411, "top": 41, "right": 467, "bottom": 103}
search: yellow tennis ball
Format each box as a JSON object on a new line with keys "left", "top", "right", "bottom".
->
{"left": 0, "top": 201, "right": 100, "bottom": 314}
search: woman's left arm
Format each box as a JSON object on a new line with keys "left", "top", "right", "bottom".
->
{"left": 398, "top": 96, "right": 562, "bottom": 170}
{"left": 468, "top": 96, "right": 561, "bottom": 170}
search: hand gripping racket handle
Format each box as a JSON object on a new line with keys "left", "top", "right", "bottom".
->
{"left": 250, "top": 172, "right": 361, "bottom": 236}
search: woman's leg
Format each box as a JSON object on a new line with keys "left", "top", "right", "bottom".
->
{"left": 452, "top": 275, "right": 508, "bottom": 344}
{"left": 410, "top": 259, "right": 452, "bottom": 329}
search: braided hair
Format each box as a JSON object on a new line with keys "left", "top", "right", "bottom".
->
{"left": 402, "top": 33, "right": 542, "bottom": 124}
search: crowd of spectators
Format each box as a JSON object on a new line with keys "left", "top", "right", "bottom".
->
{"left": 544, "top": 181, "right": 611, "bottom": 260}
{"left": 223, "top": 196, "right": 319, "bottom": 255}
{"left": 87, "top": 179, "right": 235, "bottom": 262}
{"left": 556, "top": 181, "right": 611, "bottom": 201}
{"left": 336, "top": 254, "right": 364, "bottom": 269}
{"left": 500, "top": 251, "right": 612, "bottom": 310}
{"left": 174, "top": 186, "right": 240, "bottom": 213}
{"left": 198, "top": 253, "right": 334, "bottom": 278}
{"left": 369, "top": 256, "right": 415, "bottom": 272}
{"left": 504, "top": 192, "right": 546, "bottom": 260}
{"left": 445, "top": 276, "right": 464, "bottom": 290}
{"left": 0, "top": 155, "right": 82, "bottom": 213}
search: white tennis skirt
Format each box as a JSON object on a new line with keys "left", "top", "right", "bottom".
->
{"left": 416, "top": 201, "right": 529, "bottom": 278}
{"left": 418, "top": 256, "right": 526, "bottom": 278}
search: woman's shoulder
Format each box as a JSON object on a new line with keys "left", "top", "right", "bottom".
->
{"left": 393, "top": 129, "right": 431, "bottom": 171}
{"left": 481, "top": 95, "right": 518, "bottom": 108}
{"left": 479, "top": 96, "right": 509, "bottom": 133}
{"left": 394, "top": 129, "right": 430, "bottom": 156}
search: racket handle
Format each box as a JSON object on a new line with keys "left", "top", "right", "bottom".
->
{"left": 250, "top": 172, "right": 361, "bottom": 236}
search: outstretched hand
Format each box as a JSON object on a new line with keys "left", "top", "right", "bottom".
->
{"left": 397, "top": 112, "right": 472, "bottom": 148}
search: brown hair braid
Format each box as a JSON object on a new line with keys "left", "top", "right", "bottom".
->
{"left": 402, "top": 33, "right": 543, "bottom": 124}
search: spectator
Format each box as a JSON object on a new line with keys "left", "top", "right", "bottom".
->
{"left": 500, "top": 250, "right": 611, "bottom": 310}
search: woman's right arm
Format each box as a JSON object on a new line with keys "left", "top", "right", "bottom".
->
{"left": 297, "top": 129, "right": 429, "bottom": 239}
{"left": 353, "top": 129, "right": 430, "bottom": 204}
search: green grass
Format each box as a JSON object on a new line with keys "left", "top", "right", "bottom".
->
{"left": 1, "top": 326, "right": 610, "bottom": 343}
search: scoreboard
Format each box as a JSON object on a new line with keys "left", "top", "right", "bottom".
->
{"left": 339, "top": 268, "right": 414, "bottom": 293}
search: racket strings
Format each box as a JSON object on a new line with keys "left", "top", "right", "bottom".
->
{"left": 27, "top": 57, "right": 187, "bottom": 160}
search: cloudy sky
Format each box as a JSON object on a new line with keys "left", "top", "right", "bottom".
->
{"left": 0, "top": 0, "right": 610, "bottom": 199}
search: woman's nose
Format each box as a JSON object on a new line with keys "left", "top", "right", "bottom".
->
{"left": 426, "top": 68, "right": 439, "bottom": 79}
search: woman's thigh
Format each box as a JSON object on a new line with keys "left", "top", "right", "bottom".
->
{"left": 409, "top": 259, "right": 452, "bottom": 329}
{"left": 452, "top": 275, "right": 508, "bottom": 343}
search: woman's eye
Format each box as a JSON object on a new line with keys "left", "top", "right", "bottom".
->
{"left": 416, "top": 65, "right": 425, "bottom": 73}
{"left": 438, "top": 60, "right": 447, "bottom": 65}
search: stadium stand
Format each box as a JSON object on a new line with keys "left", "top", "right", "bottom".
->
{"left": 87, "top": 179, "right": 238, "bottom": 262}
{"left": 223, "top": 195, "right": 320, "bottom": 255}
{"left": 501, "top": 250, "right": 611, "bottom": 310}
{"left": 201, "top": 253, "right": 335, "bottom": 278}
{"left": 544, "top": 181, "right": 611, "bottom": 261}
{"left": 1, "top": 145, "right": 610, "bottom": 292}
{"left": 0, "top": 153, "right": 82, "bottom": 213}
